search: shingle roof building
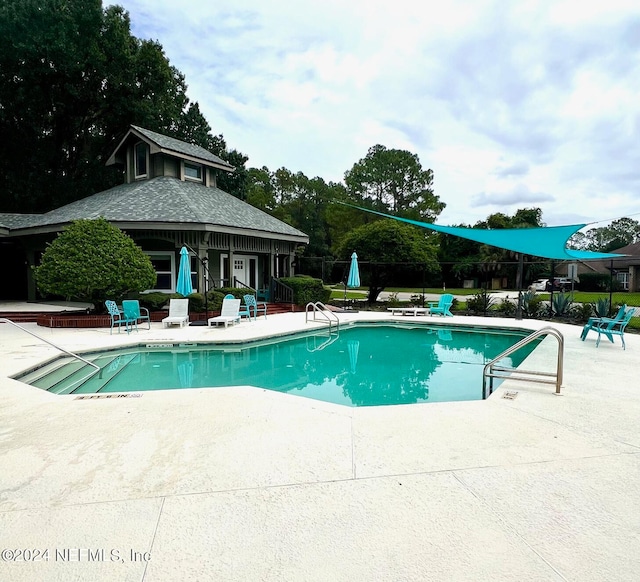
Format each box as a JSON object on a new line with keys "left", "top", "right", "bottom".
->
{"left": 0, "top": 125, "right": 308, "bottom": 301}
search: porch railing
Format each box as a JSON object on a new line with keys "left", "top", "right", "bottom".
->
{"left": 271, "top": 278, "right": 294, "bottom": 304}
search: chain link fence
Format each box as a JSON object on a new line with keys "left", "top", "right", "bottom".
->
{"left": 295, "top": 256, "right": 637, "bottom": 322}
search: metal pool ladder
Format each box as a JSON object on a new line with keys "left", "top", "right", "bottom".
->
{"left": 1, "top": 318, "right": 101, "bottom": 389}
{"left": 483, "top": 326, "right": 564, "bottom": 397}
{"left": 305, "top": 301, "right": 340, "bottom": 333}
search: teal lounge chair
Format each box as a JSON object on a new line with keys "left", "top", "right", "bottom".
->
{"left": 122, "top": 300, "right": 151, "bottom": 332}
{"left": 429, "top": 294, "right": 454, "bottom": 317}
{"left": 595, "top": 307, "right": 636, "bottom": 350}
{"left": 581, "top": 304, "right": 626, "bottom": 341}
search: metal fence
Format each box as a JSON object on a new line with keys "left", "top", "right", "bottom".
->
{"left": 295, "top": 256, "right": 636, "bottom": 319}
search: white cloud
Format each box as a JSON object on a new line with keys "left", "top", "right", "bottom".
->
{"left": 110, "top": 0, "right": 640, "bottom": 226}
{"left": 471, "top": 184, "right": 555, "bottom": 208}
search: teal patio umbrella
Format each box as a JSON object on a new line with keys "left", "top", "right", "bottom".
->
{"left": 176, "top": 246, "right": 193, "bottom": 297}
{"left": 343, "top": 251, "right": 360, "bottom": 304}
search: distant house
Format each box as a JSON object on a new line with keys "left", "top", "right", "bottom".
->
{"left": 554, "top": 241, "right": 640, "bottom": 291}
{"left": 0, "top": 126, "right": 308, "bottom": 301}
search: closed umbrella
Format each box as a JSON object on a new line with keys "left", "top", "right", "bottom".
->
{"left": 176, "top": 246, "right": 193, "bottom": 297}
{"left": 344, "top": 251, "right": 360, "bottom": 305}
{"left": 178, "top": 360, "right": 194, "bottom": 388}
{"left": 347, "top": 340, "right": 360, "bottom": 374}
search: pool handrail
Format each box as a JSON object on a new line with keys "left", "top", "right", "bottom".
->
{"left": 483, "top": 326, "right": 564, "bottom": 397}
{"left": 305, "top": 302, "right": 340, "bottom": 333}
{"left": 1, "top": 318, "right": 101, "bottom": 390}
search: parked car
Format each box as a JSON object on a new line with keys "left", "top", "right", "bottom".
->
{"left": 545, "top": 278, "right": 574, "bottom": 292}
{"left": 531, "top": 279, "right": 549, "bottom": 291}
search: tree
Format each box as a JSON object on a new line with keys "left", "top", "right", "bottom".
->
{"left": 245, "top": 166, "right": 345, "bottom": 265}
{"left": 336, "top": 219, "right": 440, "bottom": 302}
{"left": 34, "top": 218, "right": 156, "bottom": 307}
{"left": 344, "top": 145, "right": 445, "bottom": 222}
{"left": 438, "top": 207, "right": 546, "bottom": 288}
{"left": 569, "top": 218, "right": 640, "bottom": 252}
{"left": 0, "top": 1, "right": 246, "bottom": 211}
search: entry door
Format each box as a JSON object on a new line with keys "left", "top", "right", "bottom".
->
{"left": 232, "top": 257, "right": 247, "bottom": 286}
{"left": 221, "top": 254, "right": 257, "bottom": 288}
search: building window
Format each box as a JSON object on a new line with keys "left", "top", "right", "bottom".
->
{"left": 184, "top": 162, "right": 202, "bottom": 182}
{"left": 135, "top": 142, "right": 148, "bottom": 178}
{"left": 146, "top": 252, "right": 175, "bottom": 291}
{"left": 616, "top": 272, "right": 629, "bottom": 290}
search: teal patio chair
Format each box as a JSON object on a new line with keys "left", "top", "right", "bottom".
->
{"left": 428, "top": 294, "right": 454, "bottom": 317}
{"left": 581, "top": 304, "right": 626, "bottom": 341}
{"left": 122, "top": 300, "right": 151, "bottom": 332}
{"left": 242, "top": 294, "right": 267, "bottom": 321}
{"left": 105, "top": 300, "right": 136, "bottom": 334}
{"left": 595, "top": 307, "right": 636, "bottom": 350}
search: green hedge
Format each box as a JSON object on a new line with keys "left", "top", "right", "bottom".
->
{"left": 578, "top": 273, "right": 620, "bottom": 291}
{"left": 279, "top": 276, "right": 331, "bottom": 306}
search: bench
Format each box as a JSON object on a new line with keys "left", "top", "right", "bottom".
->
{"left": 387, "top": 307, "right": 429, "bottom": 316}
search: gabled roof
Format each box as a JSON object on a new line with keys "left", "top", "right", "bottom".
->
{"left": 8, "top": 177, "right": 308, "bottom": 242}
{"left": 106, "top": 125, "right": 235, "bottom": 172}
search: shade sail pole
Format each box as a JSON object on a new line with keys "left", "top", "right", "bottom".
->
{"left": 516, "top": 254, "right": 524, "bottom": 321}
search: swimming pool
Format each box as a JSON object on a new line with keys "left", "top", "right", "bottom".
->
{"left": 15, "top": 323, "right": 540, "bottom": 406}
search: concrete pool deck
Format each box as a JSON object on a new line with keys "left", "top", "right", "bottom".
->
{"left": 1, "top": 311, "right": 639, "bottom": 581}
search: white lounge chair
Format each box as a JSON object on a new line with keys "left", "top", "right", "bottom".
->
{"left": 162, "top": 298, "right": 189, "bottom": 328}
{"left": 208, "top": 298, "right": 241, "bottom": 328}
{"left": 387, "top": 307, "right": 429, "bottom": 316}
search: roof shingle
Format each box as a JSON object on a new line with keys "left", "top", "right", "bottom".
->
{"left": 131, "top": 126, "right": 234, "bottom": 170}
{"left": 8, "top": 177, "right": 308, "bottom": 240}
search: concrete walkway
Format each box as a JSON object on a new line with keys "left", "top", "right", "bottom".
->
{"left": 1, "top": 312, "right": 639, "bottom": 581}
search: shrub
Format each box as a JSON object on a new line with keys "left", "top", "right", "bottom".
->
{"left": 552, "top": 292, "right": 573, "bottom": 316}
{"left": 217, "top": 287, "right": 247, "bottom": 299}
{"left": 578, "top": 273, "right": 620, "bottom": 292}
{"left": 521, "top": 291, "right": 544, "bottom": 318}
{"left": 34, "top": 218, "right": 156, "bottom": 310}
{"left": 184, "top": 293, "right": 205, "bottom": 312}
{"left": 387, "top": 292, "right": 400, "bottom": 307}
{"left": 572, "top": 302, "right": 594, "bottom": 322}
{"left": 136, "top": 292, "right": 171, "bottom": 312}
{"left": 593, "top": 298, "right": 610, "bottom": 318}
{"left": 466, "top": 290, "right": 496, "bottom": 315}
{"left": 410, "top": 293, "right": 425, "bottom": 307}
{"left": 496, "top": 298, "right": 516, "bottom": 316}
{"left": 206, "top": 290, "right": 226, "bottom": 311}
{"left": 279, "top": 276, "right": 331, "bottom": 305}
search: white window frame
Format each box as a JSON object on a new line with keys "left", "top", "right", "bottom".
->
{"left": 184, "top": 162, "right": 203, "bottom": 182}
{"left": 135, "top": 141, "right": 148, "bottom": 179}
{"left": 145, "top": 251, "right": 175, "bottom": 292}
{"left": 616, "top": 271, "right": 629, "bottom": 291}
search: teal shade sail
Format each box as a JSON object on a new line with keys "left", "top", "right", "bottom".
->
{"left": 342, "top": 204, "right": 625, "bottom": 260}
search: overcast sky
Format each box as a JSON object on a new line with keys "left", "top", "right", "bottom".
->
{"left": 112, "top": 0, "right": 640, "bottom": 228}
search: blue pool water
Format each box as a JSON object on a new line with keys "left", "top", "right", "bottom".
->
{"left": 17, "top": 324, "right": 539, "bottom": 406}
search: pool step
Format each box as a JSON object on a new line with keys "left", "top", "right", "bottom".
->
{"left": 16, "top": 353, "right": 136, "bottom": 395}
{"left": 71, "top": 353, "right": 139, "bottom": 394}
{"left": 15, "top": 356, "right": 77, "bottom": 386}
